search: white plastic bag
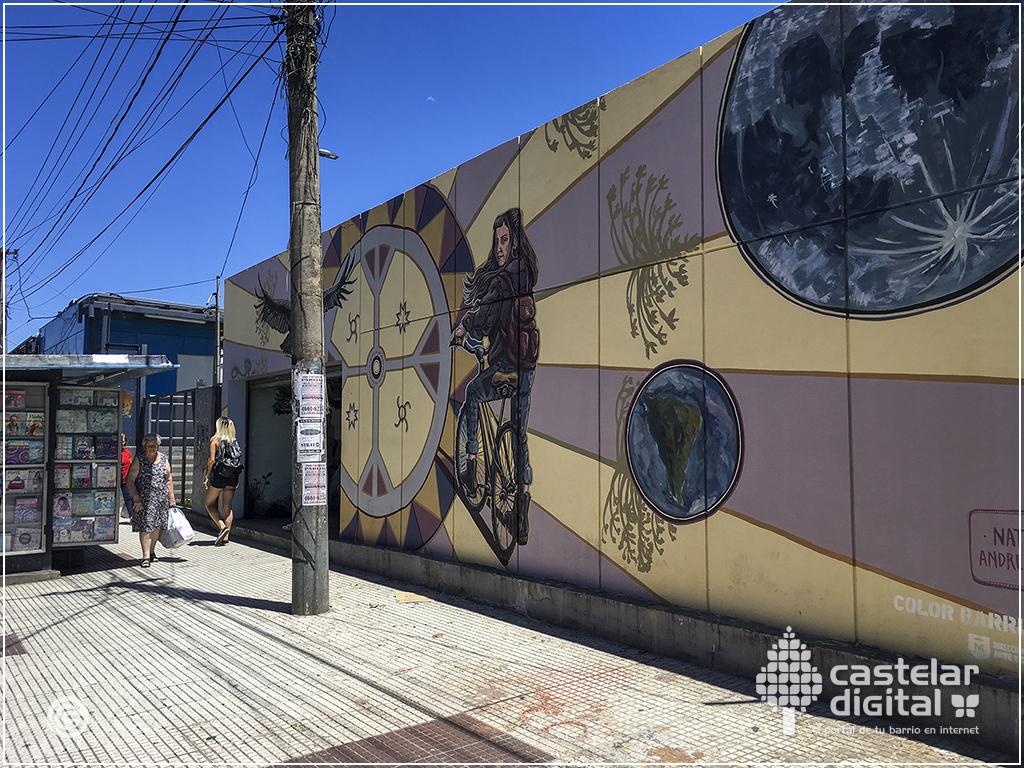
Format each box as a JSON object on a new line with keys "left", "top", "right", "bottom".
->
{"left": 159, "top": 507, "right": 195, "bottom": 549}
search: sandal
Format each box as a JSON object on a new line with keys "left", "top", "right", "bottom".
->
{"left": 215, "top": 527, "right": 230, "bottom": 546}
{"left": 140, "top": 558, "right": 151, "bottom": 568}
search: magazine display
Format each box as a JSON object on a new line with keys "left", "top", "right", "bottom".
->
{"left": 11, "top": 527, "right": 42, "bottom": 552}
{"left": 5, "top": 468, "right": 43, "bottom": 494}
{"left": 50, "top": 386, "right": 122, "bottom": 550}
{"left": 3, "top": 382, "right": 48, "bottom": 557}
{"left": 93, "top": 464, "right": 118, "bottom": 488}
{"left": 14, "top": 498, "right": 39, "bottom": 523}
{"left": 69, "top": 519, "right": 93, "bottom": 543}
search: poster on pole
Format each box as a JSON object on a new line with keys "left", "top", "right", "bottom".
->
{"left": 297, "top": 418, "right": 324, "bottom": 462}
{"left": 296, "top": 372, "right": 325, "bottom": 419}
{"left": 302, "top": 462, "right": 327, "bottom": 506}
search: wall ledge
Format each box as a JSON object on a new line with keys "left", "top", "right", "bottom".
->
{"left": 185, "top": 511, "right": 1020, "bottom": 757}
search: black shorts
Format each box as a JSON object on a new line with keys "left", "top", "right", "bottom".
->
{"left": 209, "top": 468, "right": 238, "bottom": 489}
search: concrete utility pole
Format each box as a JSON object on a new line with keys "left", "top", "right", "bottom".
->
{"left": 285, "top": 4, "right": 329, "bottom": 615}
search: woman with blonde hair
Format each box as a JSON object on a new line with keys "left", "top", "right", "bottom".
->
{"left": 126, "top": 433, "right": 176, "bottom": 567}
{"left": 204, "top": 417, "right": 243, "bottom": 546}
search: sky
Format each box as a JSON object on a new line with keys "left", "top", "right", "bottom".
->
{"left": 2, "top": 1, "right": 780, "bottom": 348}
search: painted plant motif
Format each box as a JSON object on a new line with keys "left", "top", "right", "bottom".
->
{"left": 602, "top": 376, "right": 678, "bottom": 573}
{"left": 719, "top": 4, "right": 1019, "bottom": 316}
{"left": 607, "top": 165, "right": 700, "bottom": 358}
{"left": 545, "top": 97, "right": 606, "bottom": 159}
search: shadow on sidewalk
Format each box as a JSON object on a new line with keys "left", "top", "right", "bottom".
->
{"left": 30, "top": 577, "right": 292, "bottom": 614}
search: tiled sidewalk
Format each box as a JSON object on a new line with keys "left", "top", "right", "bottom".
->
{"left": 3, "top": 523, "right": 1014, "bottom": 766}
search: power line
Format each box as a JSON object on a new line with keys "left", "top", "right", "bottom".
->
{"left": 9, "top": 8, "right": 272, "bottom": 283}
{"left": 15, "top": 27, "right": 286, "bottom": 302}
{"left": 11, "top": 4, "right": 186, "bottom": 271}
{"left": 219, "top": 77, "right": 280, "bottom": 281}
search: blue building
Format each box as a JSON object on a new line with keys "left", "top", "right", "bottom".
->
{"left": 15, "top": 293, "right": 219, "bottom": 439}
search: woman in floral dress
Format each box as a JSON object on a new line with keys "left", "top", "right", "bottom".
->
{"left": 125, "top": 433, "right": 176, "bottom": 568}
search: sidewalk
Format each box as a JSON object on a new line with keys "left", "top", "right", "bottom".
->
{"left": 3, "top": 520, "right": 1015, "bottom": 766}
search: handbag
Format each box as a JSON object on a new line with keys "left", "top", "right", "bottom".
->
{"left": 159, "top": 506, "right": 195, "bottom": 549}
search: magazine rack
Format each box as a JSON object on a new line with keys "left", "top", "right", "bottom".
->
{"left": 3, "top": 383, "right": 49, "bottom": 555}
{"left": 51, "top": 386, "right": 122, "bottom": 548}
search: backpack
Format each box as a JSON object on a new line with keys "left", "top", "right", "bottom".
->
{"left": 214, "top": 439, "right": 244, "bottom": 480}
{"left": 500, "top": 273, "right": 540, "bottom": 370}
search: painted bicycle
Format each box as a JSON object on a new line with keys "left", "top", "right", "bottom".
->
{"left": 451, "top": 338, "right": 522, "bottom": 563}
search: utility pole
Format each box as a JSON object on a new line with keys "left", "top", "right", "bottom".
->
{"left": 213, "top": 276, "right": 221, "bottom": 386}
{"left": 1, "top": 248, "right": 17, "bottom": 354}
{"left": 285, "top": 4, "right": 329, "bottom": 615}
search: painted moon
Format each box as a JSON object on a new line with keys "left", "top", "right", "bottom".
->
{"left": 718, "top": 4, "right": 1018, "bottom": 316}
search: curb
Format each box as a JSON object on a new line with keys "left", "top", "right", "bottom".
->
{"left": 181, "top": 510, "right": 1019, "bottom": 755}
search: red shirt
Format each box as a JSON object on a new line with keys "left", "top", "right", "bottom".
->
{"left": 121, "top": 448, "right": 132, "bottom": 484}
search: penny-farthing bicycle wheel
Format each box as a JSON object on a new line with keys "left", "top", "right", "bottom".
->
{"left": 330, "top": 223, "right": 453, "bottom": 521}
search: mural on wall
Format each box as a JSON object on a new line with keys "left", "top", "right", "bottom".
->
{"left": 226, "top": 1, "right": 1018, "bottom": 679}
{"left": 719, "top": 4, "right": 1019, "bottom": 317}
{"left": 603, "top": 375, "right": 679, "bottom": 573}
{"left": 545, "top": 97, "right": 606, "bottom": 159}
{"left": 253, "top": 249, "right": 359, "bottom": 355}
{"left": 334, "top": 186, "right": 463, "bottom": 549}
{"left": 451, "top": 208, "right": 541, "bottom": 564}
{"left": 607, "top": 166, "right": 700, "bottom": 357}
{"left": 626, "top": 361, "right": 742, "bottom": 524}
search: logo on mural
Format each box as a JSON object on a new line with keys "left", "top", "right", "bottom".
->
{"left": 607, "top": 165, "right": 700, "bottom": 358}
{"left": 545, "top": 97, "right": 606, "bottom": 159}
{"left": 254, "top": 250, "right": 359, "bottom": 355}
{"left": 719, "top": 4, "right": 1018, "bottom": 317}
{"left": 756, "top": 627, "right": 822, "bottom": 736}
{"left": 603, "top": 375, "right": 678, "bottom": 573}
{"left": 452, "top": 208, "right": 540, "bottom": 564}
{"left": 625, "top": 361, "right": 742, "bottom": 524}
{"left": 968, "top": 509, "right": 1020, "bottom": 590}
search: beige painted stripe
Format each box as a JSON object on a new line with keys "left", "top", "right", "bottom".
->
{"left": 721, "top": 506, "right": 1011, "bottom": 617}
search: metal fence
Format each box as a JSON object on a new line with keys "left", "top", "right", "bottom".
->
{"left": 143, "top": 386, "right": 219, "bottom": 513}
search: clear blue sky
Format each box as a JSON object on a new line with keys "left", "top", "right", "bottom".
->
{"left": 3, "top": 2, "right": 778, "bottom": 347}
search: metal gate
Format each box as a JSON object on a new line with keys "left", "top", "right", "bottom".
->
{"left": 143, "top": 386, "right": 220, "bottom": 515}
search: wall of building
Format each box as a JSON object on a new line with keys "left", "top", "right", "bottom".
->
{"left": 224, "top": 4, "right": 1019, "bottom": 677}
{"left": 39, "top": 303, "right": 215, "bottom": 398}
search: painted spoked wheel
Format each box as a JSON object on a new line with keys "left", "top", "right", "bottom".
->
{"left": 331, "top": 224, "right": 453, "bottom": 519}
{"left": 491, "top": 421, "right": 520, "bottom": 560}
{"left": 455, "top": 403, "right": 487, "bottom": 513}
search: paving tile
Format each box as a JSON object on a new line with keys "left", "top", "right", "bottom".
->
{"left": 1, "top": 528, "right": 1012, "bottom": 766}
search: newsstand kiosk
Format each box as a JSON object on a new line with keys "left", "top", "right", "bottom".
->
{"left": 2, "top": 355, "right": 174, "bottom": 581}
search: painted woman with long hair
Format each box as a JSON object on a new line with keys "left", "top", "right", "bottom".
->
{"left": 451, "top": 208, "right": 539, "bottom": 545}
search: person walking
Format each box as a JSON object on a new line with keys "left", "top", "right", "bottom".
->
{"left": 204, "top": 417, "right": 242, "bottom": 546}
{"left": 119, "top": 433, "right": 134, "bottom": 520}
{"left": 125, "top": 434, "right": 175, "bottom": 567}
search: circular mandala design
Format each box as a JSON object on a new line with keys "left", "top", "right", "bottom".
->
{"left": 333, "top": 224, "right": 452, "bottom": 519}
{"left": 625, "top": 361, "right": 742, "bottom": 524}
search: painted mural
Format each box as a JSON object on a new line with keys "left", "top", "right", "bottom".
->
{"left": 224, "top": 2, "right": 1020, "bottom": 680}
{"left": 719, "top": 4, "right": 1018, "bottom": 316}
{"left": 625, "top": 361, "right": 742, "bottom": 525}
